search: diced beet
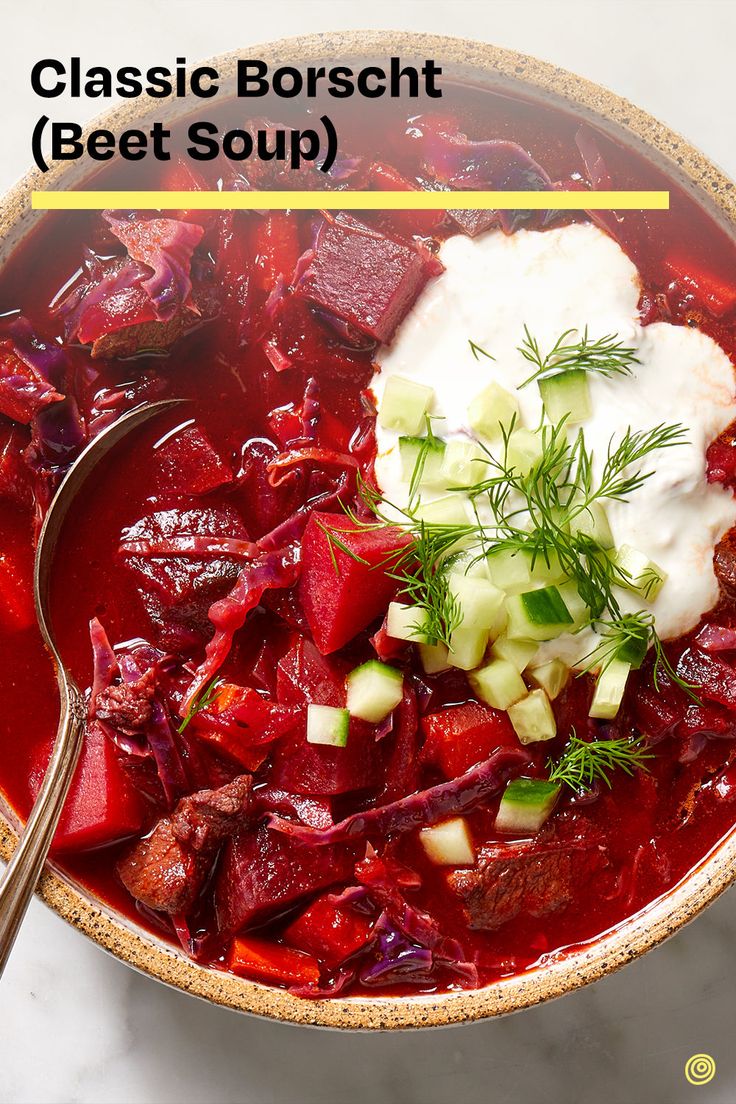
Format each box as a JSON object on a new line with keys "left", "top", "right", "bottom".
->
{"left": 154, "top": 425, "right": 232, "bottom": 495}
{"left": 236, "top": 438, "right": 304, "bottom": 540}
{"left": 421, "top": 701, "right": 518, "bottom": 779}
{"left": 270, "top": 716, "right": 383, "bottom": 796}
{"left": 215, "top": 825, "right": 358, "bottom": 934}
{"left": 227, "top": 935, "right": 320, "bottom": 986}
{"left": 381, "top": 687, "right": 420, "bottom": 802}
{"left": 284, "top": 893, "right": 374, "bottom": 967}
{"left": 34, "top": 726, "right": 149, "bottom": 854}
{"left": 276, "top": 637, "right": 347, "bottom": 708}
{"left": 706, "top": 426, "right": 736, "bottom": 488}
{"left": 633, "top": 689, "right": 679, "bottom": 743}
{"left": 299, "top": 512, "right": 413, "bottom": 654}
{"left": 0, "top": 340, "right": 63, "bottom": 424}
{"left": 297, "top": 217, "right": 442, "bottom": 344}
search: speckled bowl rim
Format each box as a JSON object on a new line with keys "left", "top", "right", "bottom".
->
{"left": 1, "top": 31, "right": 735, "bottom": 1030}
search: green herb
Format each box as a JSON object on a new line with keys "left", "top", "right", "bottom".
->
{"left": 518, "top": 325, "right": 640, "bottom": 388}
{"left": 547, "top": 731, "right": 653, "bottom": 792}
{"left": 313, "top": 517, "right": 371, "bottom": 578}
{"left": 386, "top": 522, "right": 465, "bottom": 648}
{"left": 178, "top": 677, "right": 224, "bottom": 734}
{"left": 468, "top": 339, "right": 495, "bottom": 362}
{"left": 580, "top": 610, "right": 702, "bottom": 702}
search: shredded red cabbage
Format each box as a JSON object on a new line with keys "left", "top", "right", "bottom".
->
{"left": 103, "top": 213, "right": 204, "bottom": 321}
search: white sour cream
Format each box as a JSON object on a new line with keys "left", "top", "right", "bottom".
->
{"left": 370, "top": 223, "right": 736, "bottom": 664}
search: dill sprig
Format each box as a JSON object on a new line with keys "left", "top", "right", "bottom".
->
{"left": 547, "top": 731, "right": 653, "bottom": 791}
{"left": 468, "top": 339, "right": 495, "bottom": 362}
{"left": 580, "top": 610, "right": 702, "bottom": 702}
{"left": 387, "top": 522, "right": 464, "bottom": 647}
{"left": 518, "top": 325, "right": 640, "bottom": 388}
{"left": 178, "top": 676, "right": 224, "bottom": 734}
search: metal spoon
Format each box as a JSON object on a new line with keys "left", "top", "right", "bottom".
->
{"left": 0, "top": 399, "right": 181, "bottom": 975}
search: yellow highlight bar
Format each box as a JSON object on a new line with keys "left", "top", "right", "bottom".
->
{"left": 32, "top": 189, "right": 669, "bottom": 211}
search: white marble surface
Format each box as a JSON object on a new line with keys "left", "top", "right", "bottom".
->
{"left": 2, "top": 1, "right": 736, "bottom": 1101}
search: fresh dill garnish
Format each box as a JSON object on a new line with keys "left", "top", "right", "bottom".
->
{"left": 518, "top": 325, "right": 640, "bottom": 388}
{"left": 547, "top": 731, "right": 653, "bottom": 792}
{"left": 178, "top": 676, "right": 224, "bottom": 734}
{"left": 469, "top": 339, "right": 496, "bottom": 362}
{"left": 313, "top": 517, "right": 371, "bottom": 578}
{"left": 387, "top": 522, "right": 464, "bottom": 647}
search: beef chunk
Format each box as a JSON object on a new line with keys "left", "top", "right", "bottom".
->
{"left": 297, "top": 217, "right": 442, "bottom": 344}
{"left": 714, "top": 530, "right": 736, "bottom": 595}
{"left": 90, "top": 308, "right": 203, "bottom": 360}
{"left": 95, "top": 669, "right": 156, "bottom": 736}
{"left": 117, "top": 775, "right": 252, "bottom": 914}
{"left": 447, "top": 818, "right": 608, "bottom": 931}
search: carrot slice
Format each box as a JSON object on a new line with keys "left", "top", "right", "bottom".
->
{"left": 227, "top": 936, "right": 320, "bottom": 986}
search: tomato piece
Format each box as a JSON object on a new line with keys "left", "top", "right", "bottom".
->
{"left": 284, "top": 893, "right": 374, "bottom": 967}
{"left": 227, "top": 935, "right": 320, "bottom": 986}
{"left": 299, "top": 512, "right": 412, "bottom": 654}
{"left": 421, "top": 701, "right": 517, "bottom": 779}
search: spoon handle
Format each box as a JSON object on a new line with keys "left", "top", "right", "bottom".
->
{"left": 0, "top": 678, "right": 86, "bottom": 976}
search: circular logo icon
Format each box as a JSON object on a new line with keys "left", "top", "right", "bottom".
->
{"left": 685, "top": 1054, "right": 716, "bottom": 1086}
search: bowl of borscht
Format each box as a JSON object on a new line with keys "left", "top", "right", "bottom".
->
{"left": 1, "top": 32, "right": 735, "bottom": 1028}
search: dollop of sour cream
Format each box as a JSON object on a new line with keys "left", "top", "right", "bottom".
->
{"left": 370, "top": 223, "right": 736, "bottom": 664}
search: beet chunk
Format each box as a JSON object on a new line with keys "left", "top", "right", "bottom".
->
{"left": 154, "top": 424, "right": 232, "bottom": 496}
{"left": 299, "top": 512, "right": 412, "bottom": 654}
{"left": 447, "top": 817, "right": 608, "bottom": 931}
{"left": 297, "top": 217, "right": 442, "bottom": 344}
{"left": 118, "top": 775, "right": 251, "bottom": 913}
{"left": 215, "top": 824, "right": 359, "bottom": 935}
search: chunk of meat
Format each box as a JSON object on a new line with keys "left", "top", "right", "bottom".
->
{"left": 714, "top": 529, "right": 736, "bottom": 594}
{"left": 90, "top": 306, "right": 207, "bottom": 360}
{"left": 215, "top": 825, "right": 359, "bottom": 935}
{"left": 95, "top": 668, "right": 156, "bottom": 736}
{"left": 447, "top": 818, "right": 608, "bottom": 931}
{"left": 297, "top": 216, "right": 442, "bottom": 344}
{"left": 117, "top": 775, "right": 251, "bottom": 913}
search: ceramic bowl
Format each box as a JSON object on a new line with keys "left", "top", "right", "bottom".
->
{"left": 1, "top": 31, "right": 735, "bottom": 1029}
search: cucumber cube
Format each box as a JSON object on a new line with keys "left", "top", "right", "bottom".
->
{"left": 557, "top": 581, "right": 589, "bottom": 631}
{"left": 306, "top": 704, "right": 350, "bottom": 747}
{"left": 378, "top": 375, "right": 434, "bottom": 435}
{"left": 346, "top": 660, "right": 404, "bottom": 723}
{"left": 490, "top": 635, "right": 539, "bottom": 672}
{"left": 495, "top": 778, "right": 561, "bottom": 834}
{"left": 538, "top": 369, "right": 592, "bottom": 425}
{"left": 612, "top": 545, "right": 667, "bottom": 602}
{"left": 527, "top": 658, "right": 570, "bottom": 700}
{"left": 399, "top": 435, "right": 447, "bottom": 488}
{"left": 507, "top": 689, "right": 557, "bottom": 744}
{"left": 448, "top": 576, "right": 507, "bottom": 671}
{"left": 616, "top": 625, "right": 649, "bottom": 669}
{"left": 467, "top": 381, "right": 519, "bottom": 441}
{"left": 468, "top": 658, "right": 527, "bottom": 710}
{"left": 441, "top": 439, "right": 489, "bottom": 488}
{"left": 419, "top": 641, "right": 451, "bottom": 674}
{"left": 569, "top": 501, "right": 614, "bottom": 549}
{"left": 505, "top": 428, "right": 544, "bottom": 476}
{"left": 589, "top": 658, "right": 631, "bottom": 720}
{"left": 487, "top": 547, "right": 565, "bottom": 595}
{"left": 505, "top": 586, "right": 574, "bottom": 642}
{"left": 419, "top": 817, "right": 475, "bottom": 866}
{"left": 386, "top": 601, "right": 430, "bottom": 643}
{"left": 415, "top": 495, "right": 472, "bottom": 528}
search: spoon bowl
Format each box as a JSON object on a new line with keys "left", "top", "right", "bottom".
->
{"left": 0, "top": 399, "right": 182, "bottom": 975}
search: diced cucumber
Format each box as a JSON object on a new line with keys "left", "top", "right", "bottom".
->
{"left": 527, "top": 658, "right": 570, "bottom": 700}
{"left": 589, "top": 658, "right": 631, "bottom": 720}
{"left": 486, "top": 547, "right": 565, "bottom": 595}
{"left": 306, "top": 704, "right": 350, "bottom": 747}
{"left": 447, "top": 550, "right": 491, "bottom": 581}
{"left": 378, "top": 375, "right": 434, "bottom": 435}
{"left": 447, "top": 576, "right": 507, "bottom": 671}
{"left": 386, "top": 601, "right": 430, "bottom": 643}
{"left": 505, "top": 428, "right": 544, "bottom": 476}
{"left": 616, "top": 624, "right": 649, "bottom": 669}
{"left": 611, "top": 544, "right": 667, "bottom": 602}
{"left": 419, "top": 817, "right": 475, "bottom": 866}
{"left": 419, "top": 641, "right": 451, "bottom": 674}
{"left": 441, "top": 439, "right": 489, "bottom": 489}
{"left": 346, "top": 660, "right": 404, "bottom": 723}
{"left": 557, "top": 581, "right": 589, "bottom": 631}
{"left": 415, "top": 495, "right": 472, "bottom": 528}
{"left": 507, "top": 689, "right": 557, "bottom": 744}
{"left": 468, "top": 658, "right": 527, "bottom": 710}
{"left": 491, "top": 635, "right": 539, "bottom": 672}
{"left": 399, "top": 435, "right": 446, "bottom": 488}
{"left": 569, "top": 501, "right": 614, "bottom": 549}
{"left": 467, "top": 381, "right": 519, "bottom": 442}
{"left": 495, "top": 778, "right": 561, "bottom": 834}
{"left": 505, "top": 586, "right": 574, "bottom": 642}
{"left": 538, "top": 369, "right": 592, "bottom": 425}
